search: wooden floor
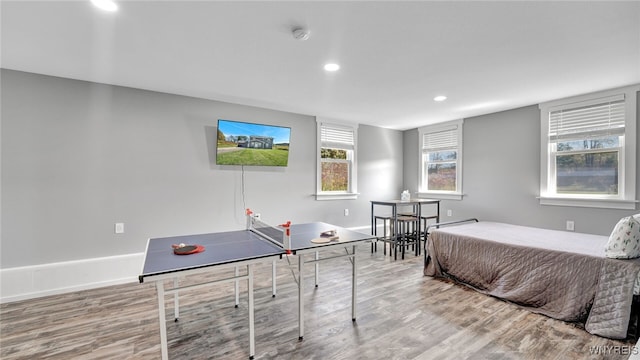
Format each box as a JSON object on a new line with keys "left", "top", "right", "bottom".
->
{"left": 1, "top": 243, "right": 637, "bottom": 360}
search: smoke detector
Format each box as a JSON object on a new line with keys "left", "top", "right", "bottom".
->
{"left": 292, "top": 27, "right": 310, "bottom": 41}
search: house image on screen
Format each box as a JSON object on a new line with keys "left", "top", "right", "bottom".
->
{"left": 237, "top": 135, "right": 274, "bottom": 149}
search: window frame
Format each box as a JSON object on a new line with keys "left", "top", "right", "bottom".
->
{"left": 315, "top": 119, "right": 359, "bottom": 200}
{"left": 539, "top": 85, "right": 639, "bottom": 209}
{"left": 417, "top": 119, "right": 464, "bottom": 200}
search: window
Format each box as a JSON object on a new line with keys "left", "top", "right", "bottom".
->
{"left": 418, "top": 119, "right": 463, "bottom": 200}
{"left": 539, "top": 85, "right": 638, "bottom": 209}
{"left": 316, "top": 120, "right": 358, "bottom": 200}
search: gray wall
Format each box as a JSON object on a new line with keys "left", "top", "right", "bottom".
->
{"left": 1, "top": 69, "right": 404, "bottom": 268}
{"left": 403, "top": 93, "right": 640, "bottom": 236}
{"left": 4, "top": 68, "right": 635, "bottom": 270}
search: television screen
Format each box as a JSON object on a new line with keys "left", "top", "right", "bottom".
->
{"left": 216, "top": 119, "right": 291, "bottom": 166}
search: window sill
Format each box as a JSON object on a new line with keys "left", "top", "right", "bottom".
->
{"left": 538, "top": 196, "right": 638, "bottom": 210}
{"left": 315, "top": 192, "right": 359, "bottom": 201}
{"left": 417, "top": 192, "right": 464, "bottom": 201}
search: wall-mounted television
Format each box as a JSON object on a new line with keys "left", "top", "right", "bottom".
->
{"left": 216, "top": 119, "right": 291, "bottom": 166}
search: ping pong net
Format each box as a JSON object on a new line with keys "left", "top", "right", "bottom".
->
{"left": 246, "top": 209, "right": 292, "bottom": 252}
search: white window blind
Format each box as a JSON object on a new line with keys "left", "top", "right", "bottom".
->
{"left": 549, "top": 95, "right": 625, "bottom": 141}
{"left": 321, "top": 124, "right": 355, "bottom": 150}
{"left": 423, "top": 126, "right": 458, "bottom": 151}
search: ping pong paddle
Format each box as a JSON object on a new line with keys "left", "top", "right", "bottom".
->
{"left": 311, "top": 230, "right": 339, "bottom": 243}
{"left": 172, "top": 244, "right": 205, "bottom": 255}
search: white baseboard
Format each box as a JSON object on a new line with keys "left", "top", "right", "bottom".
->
{"left": 0, "top": 253, "right": 144, "bottom": 304}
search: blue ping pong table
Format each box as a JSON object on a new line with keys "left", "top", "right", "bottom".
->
{"left": 139, "top": 222, "right": 375, "bottom": 359}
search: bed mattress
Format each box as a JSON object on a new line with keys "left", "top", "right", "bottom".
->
{"left": 425, "top": 221, "right": 640, "bottom": 339}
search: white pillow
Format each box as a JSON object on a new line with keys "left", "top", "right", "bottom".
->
{"left": 605, "top": 216, "right": 640, "bottom": 259}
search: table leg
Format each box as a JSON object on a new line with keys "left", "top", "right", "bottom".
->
{"left": 393, "top": 204, "right": 398, "bottom": 260}
{"left": 298, "top": 253, "right": 305, "bottom": 340}
{"left": 370, "top": 203, "right": 375, "bottom": 253}
{"left": 272, "top": 261, "right": 277, "bottom": 297}
{"left": 156, "top": 281, "right": 169, "bottom": 360}
{"left": 314, "top": 251, "right": 319, "bottom": 288}
{"left": 352, "top": 245, "right": 357, "bottom": 321}
{"left": 370, "top": 202, "right": 374, "bottom": 235}
{"left": 248, "top": 264, "right": 255, "bottom": 360}
{"left": 416, "top": 204, "right": 422, "bottom": 256}
{"left": 235, "top": 266, "right": 240, "bottom": 308}
{"left": 173, "top": 278, "right": 179, "bottom": 321}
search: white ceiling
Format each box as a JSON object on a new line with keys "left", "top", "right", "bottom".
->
{"left": 2, "top": 1, "right": 639, "bottom": 130}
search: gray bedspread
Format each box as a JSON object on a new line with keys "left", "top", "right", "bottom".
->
{"left": 424, "top": 221, "right": 640, "bottom": 339}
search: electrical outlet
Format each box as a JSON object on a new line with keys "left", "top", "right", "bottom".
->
{"left": 566, "top": 220, "right": 575, "bottom": 231}
{"left": 447, "top": 210, "right": 452, "bottom": 217}
{"left": 115, "top": 223, "right": 124, "bottom": 234}
{"left": 344, "top": 209, "right": 349, "bottom": 216}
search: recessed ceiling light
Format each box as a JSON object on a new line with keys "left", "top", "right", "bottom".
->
{"left": 324, "top": 63, "right": 340, "bottom": 72}
{"left": 434, "top": 95, "right": 447, "bottom": 102}
{"left": 91, "top": 0, "right": 118, "bottom": 12}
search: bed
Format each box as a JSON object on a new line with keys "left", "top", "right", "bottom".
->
{"left": 424, "top": 219, "right": 640, "bottom": 339}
